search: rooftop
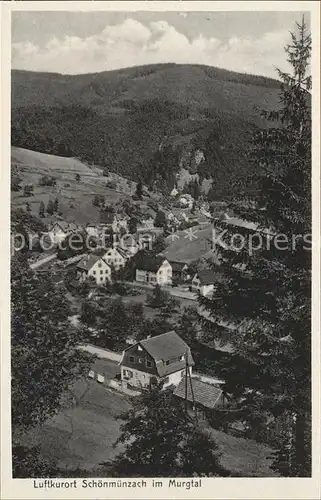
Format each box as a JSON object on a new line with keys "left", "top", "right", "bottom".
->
{"left": 196, "top": 268, "right": 224, "bottom": 286}
{"left": 139, "top": 331, "right": 194, "bottom": 375}
{"left": 76, "top": 254, "right": 104, "bottom": 271}
{"left": 163, "top": 224, "right": 214, "bottom": 264}
{"left": 174, "top": 377, "right": 223, "bottom": 409}
{"left": 169, "top": 261, "right": 188, "bottom": 272}
{"left": 49, "top": 221, "right": 81, "bottom": 233}
{"left": 136, "top": 255, "right": 169, "bottom": 272}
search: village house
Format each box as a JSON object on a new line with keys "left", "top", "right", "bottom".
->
{"left": 102, "top": 246, "right": 128, "bottom": 270}
{"left": 100, "top": 212, "right": 128, "bottom": 234}
{"left": 137, "top": 216, "right": 155, "bottom": 231}
{"left": 167, "top": 212, "right": 180, "bottom": 228}
{"left": 85, "top": 223, "right": 100, "bottom": 239}
{"left": 76, "top": 254, "right": 111, "bottom": 285}
{"left": 136, "top": 226, "right": 163, "bottom": 244}
{"left": 119, "top": 234, "right": 140, "bottom": 256}
{"left": 178, "top": 193, "right": 194, "bottom": 209}
{"left": 170, "top": 186, "right": 179, "bottom": 197}
{"left": 169, "top": 260, "right": 190, "bottom": 283}
{"left": 48, "top": 221, "right": 81, "bottom": 244}
{"left": 119, "top": 331, "right": 194, "bottom": 390}
{"left": 112, "top": 214, "right": 128, "bottom": 234}
{"left": 192, "top": 268, "right": 218, "bottom": 297}
{"left": 135, "top": 256, "right": 172, "bottom": 286}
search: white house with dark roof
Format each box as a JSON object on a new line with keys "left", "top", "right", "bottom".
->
{"left": 119, "top": 331, "right": 194, "bottom": 390}
{"left": 102, "top": 246, "right": 129, "bottom": 270}
{"left": 48, "top": 221, "right": 82, "bottom": 244}
{"left": 76, "top": 254, "right": 111, "bottom": 285}
{"left": 135, "top": 256, "right": 172, "bottom": 286}
{"left": 119, "top": 234, "right": 140, "bottom": 256}
{"left": 191, "top": 268, "right": 219, "bottom": 297}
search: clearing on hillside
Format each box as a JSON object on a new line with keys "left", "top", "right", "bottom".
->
{"left": 11, "top": 147, "right": 130, "bottom": 225}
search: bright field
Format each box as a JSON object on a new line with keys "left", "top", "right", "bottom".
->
{"left": 11, "top": 147, "right": 131, "bottom": 225}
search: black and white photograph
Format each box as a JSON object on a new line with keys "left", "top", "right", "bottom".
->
{"left": 1, "top": 2, "right": 320, "bottom": 498}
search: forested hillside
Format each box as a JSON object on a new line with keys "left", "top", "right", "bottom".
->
{"left": 11, "top": 63, "right": 281, "bottom": 199}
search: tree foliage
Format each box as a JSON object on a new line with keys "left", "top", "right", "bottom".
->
{"left": 11, "top": 165, "right": 22, "bottom": 192}
{"left": 11, "top": 252, "right": 92, "bottom": 430}
{"left": 199, "top": 18, "right": 311, "bottom": 476}
{"left": 107, "top": 385, "right": 228, "bottom": 477}
{"left": 39, "top": 201, "right": 45, "bottom": 218}
{"left": 154, "top": 209, "right": 167, "bottom": 228}
{"left": 134, "top": 180, "right": 143, "bottom": 200}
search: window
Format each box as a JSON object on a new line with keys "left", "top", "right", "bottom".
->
{"left": 129, "top": 356, "right": 135, "bottom": 363}
{"left": 146, "top": 360, "right": 152, "bottom": 368}
{"left": 164, "top": 376, "right": 169, "bottom": 384}
{"left": 100, "top": 270, "right": 103, "bottom": 274}
{"left": 100, "top": 276, "right": 104, "bottom": 281}
{"left": 181, "top": 370, "right": 185, "bottom": 377}
{"left": 98, "top": 263, "right": 102, "bottom": 268}
{"left": 159, "top": 271, "right": 162, "bottom": 275}
{"left": 165, "top": 360, "right": 170, "bottom": 366}
{"left": 93, "top": 270, "right": 96, "bottom": 275}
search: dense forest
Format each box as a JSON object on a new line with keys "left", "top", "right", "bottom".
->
{"left": 11, "top": 63, "right": 280, "bottom": 199}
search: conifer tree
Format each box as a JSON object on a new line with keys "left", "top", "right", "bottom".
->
{"left": 39, "top": 200, "right": 45, "bottom": 218}
{"left": 199, "top": 18, "right": 311, "bottom": 476}
{"left": 11, "top": 252, "right": 92, "bottom": 431}
{"left": 46, "top": 199, "right": 54, "bottom": 215}
{"left": 135, "top": 180, "right": 143, "bottom": 200}
{"left": 107, "top": 385, "right": 228, "bottom": 477}
{"left": 53, "top": 197, "right": 59, "bottom": 212}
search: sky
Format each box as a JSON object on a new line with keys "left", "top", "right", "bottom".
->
{"left": 12, "top": 11, "right": 309, "bottom": 78}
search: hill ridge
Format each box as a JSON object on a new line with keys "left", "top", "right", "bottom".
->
{"left": 11, "top": 62, "right": 281, "bottom": 200}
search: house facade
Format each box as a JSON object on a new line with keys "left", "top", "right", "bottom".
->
{"left": 192, "top": 269, "right": 218, "bottom": 297}
{"left": 48, "top": 221, "right": 81, "bottom": 244}
{"left": 102, "top": 246, "right": 128, "bottom": 270}
{"left": 118, "top": 234, "right": 139, "bottom": 256}
{"left": 112, "top": 215, "right": 128, "bottom": 234}
{"left": 76, "top": 254, "right": 111, "bottom": 285}
{"left": 135, "top": 257, "right": 172, "bottom": 286}
{"left": 170, "top": 261, "right": 190, "bottom": 283}
{"left": 120, "top": 331, "right": 194, "bottom": 390}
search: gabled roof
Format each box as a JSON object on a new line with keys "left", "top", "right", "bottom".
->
{"left": 194, "top": 268, "right": 217, "bottom": 286}
{"left": 125, "top": 331, "right": 194, "bottom": 377}
{"left": 76, "top": 254, "right": 107, "bottom": 271}
{"left": 174, "top": 378, "right": 223, "bottom": 409}
{"left": 116, "top": 247, "right": 129, "bottom": 259}
{"left": 49, "top": 221, "right": 80, "bottom": 233}
{"left": 136, "top": 255, "right": 169, "bottom": 273}
{"left": 140, "top": 331, "right": 194, "bottom": 364}
{"left": 170, "top": 261, "right": 188, "bottom": 272}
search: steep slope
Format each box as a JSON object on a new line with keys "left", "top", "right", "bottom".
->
{"left": 11, "top": 64, "right": 281, "bottom": 200}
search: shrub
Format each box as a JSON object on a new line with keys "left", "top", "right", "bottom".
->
{"left": 39, "top": 175, "right": 57, "bottom": 187}
{"left": 106, "top": 180, "right": 117, "bottom": 190}
{"left": 23, "top": 185, "right": 34, "bottom": 197}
